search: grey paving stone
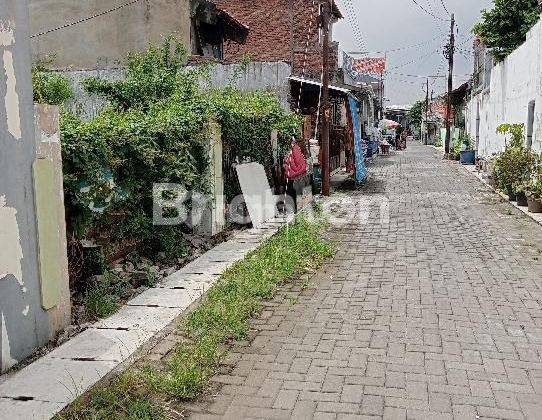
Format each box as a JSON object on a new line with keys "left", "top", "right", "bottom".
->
{"left": 179, "top": 143, "right": 542, "bottom": 419}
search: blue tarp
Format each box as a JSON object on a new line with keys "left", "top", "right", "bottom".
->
{"left": 348, "top": 95, "right": 368, "bottom": 182}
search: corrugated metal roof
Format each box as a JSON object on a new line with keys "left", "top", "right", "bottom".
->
{"left": 289, "top": 76, "right": 351, "bottom": 94}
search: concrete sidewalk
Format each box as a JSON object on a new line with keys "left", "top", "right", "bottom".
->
{"left": 187, "top": 143, "right": 542, "bottom": 420}
{"left": 0, "top": 217, "right": 292, "bottom": 420}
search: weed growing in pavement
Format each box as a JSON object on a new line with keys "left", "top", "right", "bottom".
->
{"left": 83, "top": 273, "right": 120, "bottom": 319}
{"left": 57, "top": 216, "right": 334, "bottom": 419}
{"left": 59, "top": 373, "right": 163, "bottom": 420}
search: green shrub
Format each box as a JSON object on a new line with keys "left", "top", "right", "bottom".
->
{"left": 209, "top": 87, "right": 301, "bottom": 199}
{"left": 32, "top": 61, "right": 73, "bottom": 105}
{"left": 450, "top": 133, "right": 474, "bottom": 160}
{"left": 61, "top": 37, "right": 300, "bottom": 262}
{"left": 494, "top": 124, "right": 536, "bottom": 191}
{"left": 524, "top": 178, "right": 542, "bottom": 199}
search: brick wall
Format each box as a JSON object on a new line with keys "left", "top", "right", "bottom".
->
{"left": 217, "top": 0, "right": 338, "bottom": 79}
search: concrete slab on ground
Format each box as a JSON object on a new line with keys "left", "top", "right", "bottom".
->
{"left": 46, "top": 328, "right": 155, "bottom": 362}
{"left": 0, "top": 398, "right": 65, "bottom": 420}
{"left": 126, "top": 287, "right": 197, "bottom": 308}
{"left": 0, "top": 357, "right": 117, "bottom": 403}
{"left": 0, "top": 214, "right": 292, "bottom": 418}
{"left": 93, "top": 305, "right": 181, "bottom": 332}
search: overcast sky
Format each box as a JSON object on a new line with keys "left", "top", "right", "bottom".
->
{"left": 333, "top": 0, "right": 493, "bottom": 106}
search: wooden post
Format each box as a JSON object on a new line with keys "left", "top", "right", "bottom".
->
{"left": 321, "top": 0, "right": 332, "bottom": 196}
{"left": 445, "top": 13, "right": 455, "bottom": 155}
{"left": 425, "top": 78, "right": 429, "bottom": 145}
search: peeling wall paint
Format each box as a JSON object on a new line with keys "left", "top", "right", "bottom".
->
{"left": 0, "top": 3, "right": 70, "bottom": 373}
{"left": 3, "top": 49, "right": 21, "bottom": 140}
{"left": 0, "top": 20, "right": 15, "bottom": 46}
{"left": 0, "top": 195, "right": 23, "bottom": 287}
{"left": 1, "top": 313, "right": 17, "bottom": 371}
{"left": 0, "top": 2, "right": 51, "bottom": 373}
{"left": 1, "top": 19, "right": 21, "bottom": 140}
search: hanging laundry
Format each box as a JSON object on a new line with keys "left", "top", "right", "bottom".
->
{"left": 284, "top": 139, "right": 307, "bottom": 181}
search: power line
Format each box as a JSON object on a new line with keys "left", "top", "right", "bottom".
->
{"left": 389, "top": 71, "right": 446, "bottom": 79}
{"left": 423, "top": 0, "right": 443, "bottom": 19}
{"left": 387, "top": 44, "right": 444, "bottom": 71}
{"left": 347, "top": 34, "right": 445, "bottom": 55}
{"left": 342, "top": 0, "right": 367, "bottom": 51}
{"left": 31, "top": 0, "right": 142, "bottom": 38}
{"left": 438, "top": 0, "right": 451, "bottom": 16}
{"left": 410, "top": 0, "right": 448, "bottom": 22}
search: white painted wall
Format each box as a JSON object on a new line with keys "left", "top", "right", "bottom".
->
{"left": 466, "top": 14, "right": 542, "bottom": 158}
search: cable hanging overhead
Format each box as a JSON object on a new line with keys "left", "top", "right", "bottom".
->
{"left": 346, "top": 33, "right": 446, "bottom": 55}
{"left": 387, "top": 42, "right": 445, "bottom": 71}
{"left": 439, "top": 0, "right": 451, "bottom": 16}
{"left": 341, "top": 0, "right": 368, "bottom": 52}
{"left": 31, "top": 0, "right": 142, "bottom": 38}
{"left": 410, "top": 0, "right": 448, "bottom": 22}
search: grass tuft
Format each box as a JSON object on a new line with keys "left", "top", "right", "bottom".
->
{"left": 58, "top": 373, "right": 163, "bottom": 420}
{"left": 84, "top": 283, "right": 120, "bottom": 320}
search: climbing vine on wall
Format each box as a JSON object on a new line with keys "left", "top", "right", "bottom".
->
{"left": 59, "top": 37, "right": 300, "bottom": 261}
{"left": 32, "top": 60, "right": 73, "bottom": 106}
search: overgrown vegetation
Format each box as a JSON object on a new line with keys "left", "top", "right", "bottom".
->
{"left": 59, "top": 373, "right": 163, "bottom": 420}
{"left": 60, "top": 39, "right": 214, "bottom": 264}
{"left": 494, "top": 124, "right": 537, "bottom": 194}
{"left": 57, "top": 216, "right": 334, "bottom": 419}
{"left": 30, "top": 38, "right": 302, "bottom": 324}
{"left": 209, "top": 87, "right": 300, "bottom": 200}
{"left": 48, "top": 38, "right": 300, "bottom": 289}
{"left": 83, "top": 278, "right": 120, "bottom": 319}
{"left": 32, "top": 60, "right": 73, "bottom": 105}
{"left": 473, "top": 0, "right": 540, "bottom": 61}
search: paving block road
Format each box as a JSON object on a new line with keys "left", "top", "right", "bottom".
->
{"left": 187, "top": 142, "right": 542, "bottom": 420}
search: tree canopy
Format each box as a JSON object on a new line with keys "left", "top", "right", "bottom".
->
{"left": 473, "top": 0, "right": 540, "bottom": 61}
{"left": 407, "top": 100, "right": 426, "bottom": 131}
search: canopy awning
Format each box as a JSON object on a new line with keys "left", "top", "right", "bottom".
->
{"left": 289, "top": 76, "right": 352, "bottom": 94}
{"left": 380, "top": 119, "right": 400, "bottom": 129}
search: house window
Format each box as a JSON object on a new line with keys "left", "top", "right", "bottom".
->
{"left": 191, "top": 5, "right": 224, "bottom": 60}
{"left": 527, "top": 100, "right": 535, "bottom": 149}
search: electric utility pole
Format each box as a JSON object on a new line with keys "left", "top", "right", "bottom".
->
{"left": 321, "top": 0, "right": 331, "bottom": 196}
{"left": 425, "top": 78, "right": 429, "bottom": 145}
{"left": 444, "top": 13, "right": 455, "bottom": 155}
{"left": 380, "top": 73, "right": 384, "bottom": 120}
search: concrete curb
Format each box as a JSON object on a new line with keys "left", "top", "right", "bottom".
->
{"left": 0, "top": 216, "right": 294, "bottom": 420}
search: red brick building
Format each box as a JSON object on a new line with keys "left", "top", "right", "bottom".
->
{"left": 215, "top": 0, "right": 342, "bottom": 79}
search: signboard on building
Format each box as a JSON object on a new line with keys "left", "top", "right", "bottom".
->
{"left": 343, "top": 52, "right": 386, "bottom": 83}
